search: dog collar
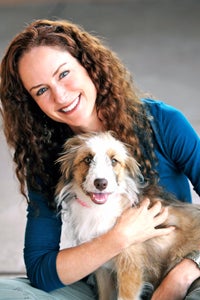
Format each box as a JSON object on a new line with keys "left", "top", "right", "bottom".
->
{"left": 76, "top": 198, "right": 91, "bottom": 208}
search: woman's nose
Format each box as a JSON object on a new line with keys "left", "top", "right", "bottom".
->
{"left": 53, "top": 85, "right": 68, "bottom": 104}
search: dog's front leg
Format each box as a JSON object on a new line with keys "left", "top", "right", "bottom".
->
{"left": 115, "top": 256, "right": 143, "bottom": 300}
{"left": 95, "top": 267, "right": 116, "bottom": 300}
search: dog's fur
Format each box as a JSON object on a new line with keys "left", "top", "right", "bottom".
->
{"left": 56, "top": 131, "right": 200, "bottom": 300}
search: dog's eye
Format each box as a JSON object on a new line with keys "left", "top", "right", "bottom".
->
{"left": 83, "top": 156, "right": 93, "bottom": 165}
{"left": 111, "top": 158, "right": 118, "bottom": 166}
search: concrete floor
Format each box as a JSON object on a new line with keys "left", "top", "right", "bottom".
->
{"left": 0, "top": 0, "right": 199, "bottom": 275}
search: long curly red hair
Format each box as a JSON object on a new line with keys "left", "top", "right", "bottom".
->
{"left": 0, "top": 19, "right": 157, "bottom": 209}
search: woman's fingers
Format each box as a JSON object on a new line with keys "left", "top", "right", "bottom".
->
{"left": 140, "top": 198, "right": 175, "bottom": 234}
{"left": 154, "top": 206, "right": 169, "bottom": 227}
{"left": 148, "top": 200, "right": 176, "bottom": 235}
{"left": 115, "top": 197, "right": 175, "bottom": 248}
{"left": 142, "top": 198, "right": 169, "bottom": 225}
{"left": 148, "top": 200, "right": 163, "bottom": 216}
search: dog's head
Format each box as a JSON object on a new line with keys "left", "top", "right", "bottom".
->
{"left": 56, "top": 131, "right": 143, "bottom": 206}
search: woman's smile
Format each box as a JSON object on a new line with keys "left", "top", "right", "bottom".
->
{"left": 59, "top": 94, "right": 81, "bottom": 114}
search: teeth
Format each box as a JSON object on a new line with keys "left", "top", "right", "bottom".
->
{"left": 62, "top": 96, "right": 79, "bottom": 112}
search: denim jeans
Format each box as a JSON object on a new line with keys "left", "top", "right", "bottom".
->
{"left": 0, "top": 277, "right": 97, "bottom": 300}
{"left": 0, "top": 277, "right": 200, "bottom": 299}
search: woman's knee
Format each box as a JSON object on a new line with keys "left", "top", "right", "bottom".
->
{"left": 0, "top": 277, "right": 97, "bottom": 300}
{"left": 0, "top": 277, "right": 53, "bottom": 299}
{"left": 185, "top": 289, "right": 200, "bottom": 300}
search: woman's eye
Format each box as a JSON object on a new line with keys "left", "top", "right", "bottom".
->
{"left": 36, "top": 87, "right": 48, "bottom": 96}
{"left": 59, "top": 70, "right": 69, "bottom": 79}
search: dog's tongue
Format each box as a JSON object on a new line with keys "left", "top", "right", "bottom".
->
{"left": 90, "top": 193, "right": 109, "bottom": 205}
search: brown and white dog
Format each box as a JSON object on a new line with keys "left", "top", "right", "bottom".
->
{"left": 56, "top": 131, "right": 200, "bottom": 300}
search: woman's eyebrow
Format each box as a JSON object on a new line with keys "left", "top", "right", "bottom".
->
{"left": 29, "top": 62, "right": 68, "bottom": 92}
{"left": 52, "top": 62, "right": 68, "bottom": 77}
{"left": 30, "top": 83, "right": 43, "bottom": 92}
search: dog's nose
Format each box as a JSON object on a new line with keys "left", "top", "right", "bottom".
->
{"left": 94, "top": 178, "right": 108, "bottom": 191}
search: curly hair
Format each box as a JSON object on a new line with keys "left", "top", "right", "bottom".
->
{"left": 0, "top": 19, "right": 157, "bottom": 209}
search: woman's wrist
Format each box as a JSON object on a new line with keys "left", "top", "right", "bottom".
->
{"left": 152, "top": 258, "right": 200, "bottom": 300}
{"left": 184, "top": 250, "right": 200, "bottom": 270}
{"left": 173, "top": 258, "right": 200, "bottom": 290}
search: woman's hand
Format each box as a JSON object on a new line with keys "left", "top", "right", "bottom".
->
{"left": 152, "top": 258, "right": 200, "bottom": 300}
{"left": 112, "top": 198, "right": 175, "bottom": 249}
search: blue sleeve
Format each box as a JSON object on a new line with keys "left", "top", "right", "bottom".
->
{"left": 23, "top": 189, "right": 65, "bottom": 292}
{"left": 145, "top": 99, "right": 200, "bottom": 200}
{"left": 159, "top": 102, "right": 200, "bottom": 195}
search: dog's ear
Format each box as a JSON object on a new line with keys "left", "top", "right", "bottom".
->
{"left": 57, "top": 151, "right": 74, "bottom": 178}
{"left": 56, "top": 136, "right": 84, "bottom": 191}
{"left": 125, "top": 156, "right": 144, "bottom": 184}
{"left": 55, "top": 152, "right": 74, "bottom": 196}
{"left": 55, "top": 139, "right": 78, "bottom": 193}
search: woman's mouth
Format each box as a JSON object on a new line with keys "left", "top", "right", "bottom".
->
{"left": 60, "top": 95, "right": 80, "bottom": 113}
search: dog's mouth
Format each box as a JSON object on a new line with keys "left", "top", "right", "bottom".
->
{"left": 89, "top": 192, "right": 111, "bottom": 205}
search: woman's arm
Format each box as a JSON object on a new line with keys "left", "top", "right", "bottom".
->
{"left": 146, "top": 99, "right": 200, "bottom": 200}
{"left": 159, "top": 101, "right": 200, "bottom": 196}
{"left": 147, "top": 100, "right": 200, "bottom": 299}
{"left": 152, "top": 258, "right": 200, "bottom": 300}
{"left": 24, "top": 189, "right": 64, "bottom": 292}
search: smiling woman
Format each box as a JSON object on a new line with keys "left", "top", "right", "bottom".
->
{"left": 18, "top": 46, "right": 100, "bottom": 132}
{"left": 0, "top": 18, "right": 200, "bottom": 300}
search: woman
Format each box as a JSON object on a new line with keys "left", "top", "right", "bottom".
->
{"left": 0, "top": 19, "right": 200, "bottom": 300}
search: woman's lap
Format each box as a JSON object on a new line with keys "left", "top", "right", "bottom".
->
{"left": 0, "top": 277, "right": 200, "bottom": 299}
{"left": 185, "top": 288, "right": 200, "bottom": 300}
{"left": 0, "top": 277, "right": 97, "bottom": 300}
{"left": 185, "top": 279, "right": 200, "bottom": 300}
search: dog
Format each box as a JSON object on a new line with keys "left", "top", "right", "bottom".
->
{"left": 55, "top": 131, "right": 200, "bottom": 300}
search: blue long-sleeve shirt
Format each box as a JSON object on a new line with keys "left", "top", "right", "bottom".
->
{"left": 24, "top": 99, "right": 200, "bottom": 292}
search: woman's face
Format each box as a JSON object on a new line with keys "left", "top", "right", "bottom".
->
{"left": 18, "top": 46, "right": 102, "bottom": 133}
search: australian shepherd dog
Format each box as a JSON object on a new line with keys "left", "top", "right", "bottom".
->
{"left": 56, "top": 131, "right": 200, "bottom": 300}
